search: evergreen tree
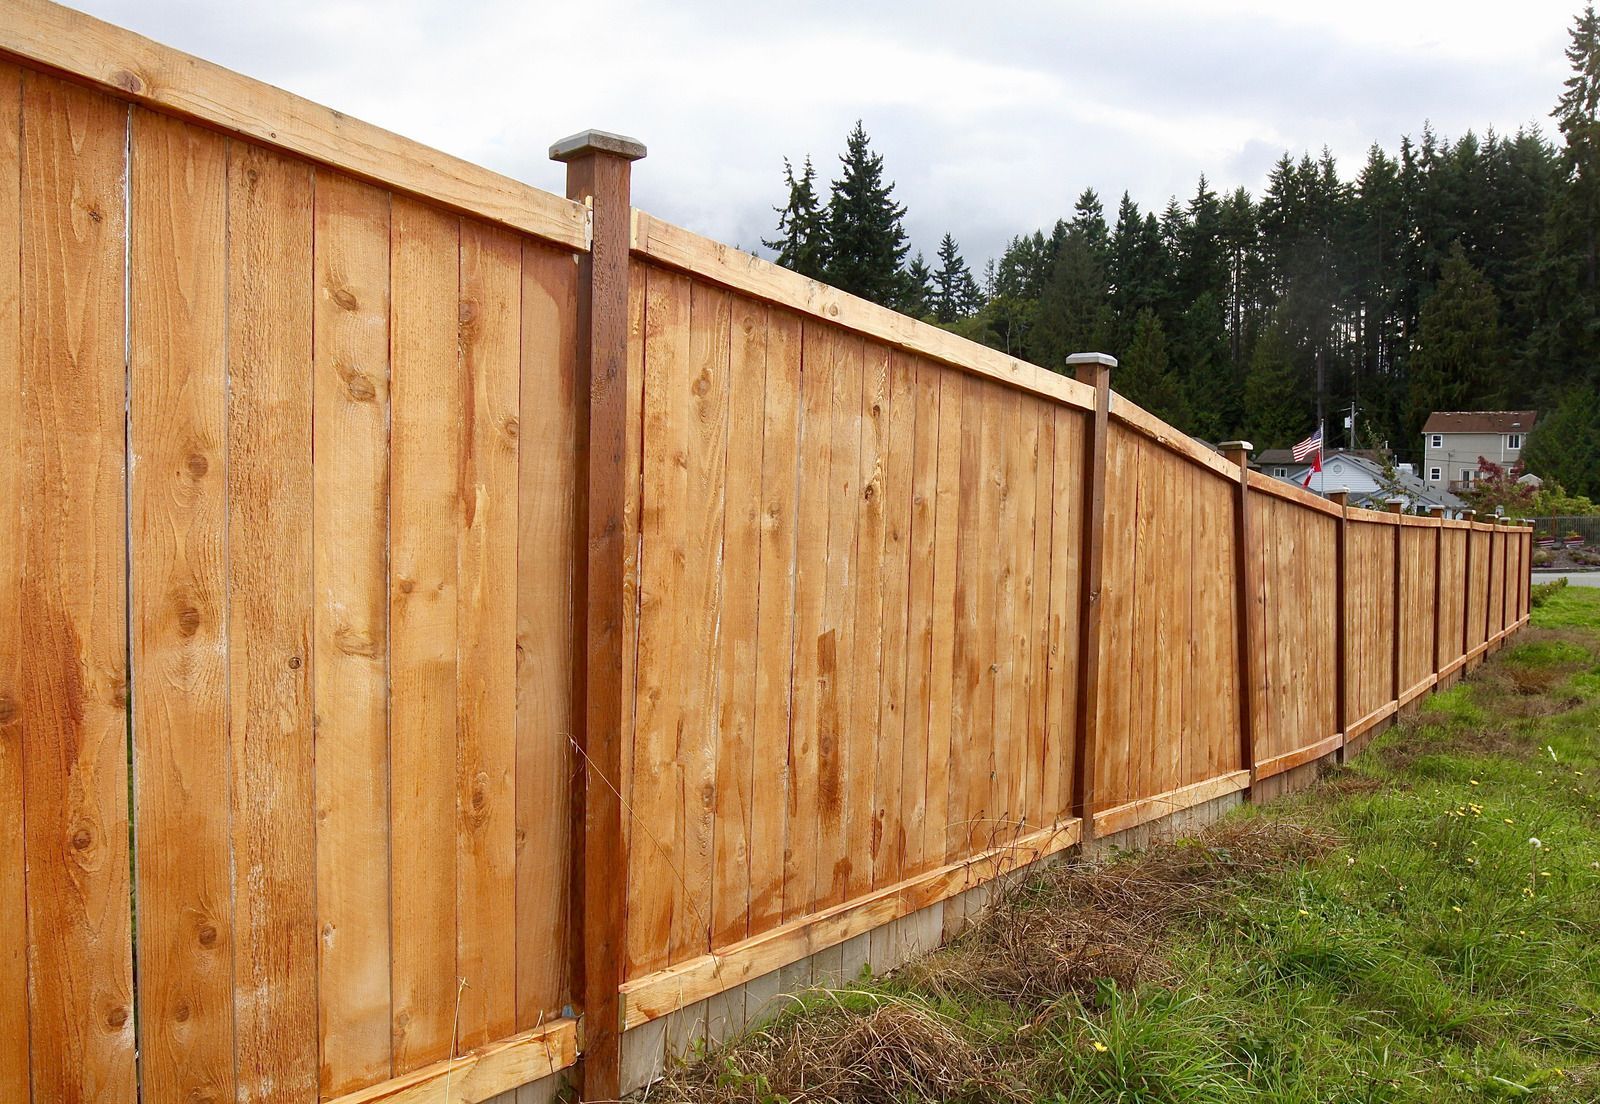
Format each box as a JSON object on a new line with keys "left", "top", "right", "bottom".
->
{"left": 1405, "top": 243, "right": 1504, "bottom": 434}
{"left": 823, "top": 121, "right": 911, "bottom": 307}
{"left": 1027, "top": 226, "right": 1115, "bottom": 371}
{"left": 903, "top": 252, "right": 934, "bottom": 318}
{"left": 1242, "top": 323, "right": 1306, "bottom": 447}
{"left": 763, "top": 156, "right": 828, "bottom": 279}
{"left": 1119, "top": 310, "right": 1190, "bottom": 426}
{"left": 1522, "top": 386, "right": 1600, "bottom": 498}
{"left": 931, "top": 233, "right": 981, "bottom": 323}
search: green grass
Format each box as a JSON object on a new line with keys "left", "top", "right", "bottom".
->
{"left": 670, "top": 589, "right": 1600, "bottom": 1103}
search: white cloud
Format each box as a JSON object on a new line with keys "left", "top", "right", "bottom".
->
{"left": 70, "top": 0, "right": 1584, "bottom": 265}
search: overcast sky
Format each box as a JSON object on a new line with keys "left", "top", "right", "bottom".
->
{"left": 74, "top": 0, "right": 1582, "bottom": 267}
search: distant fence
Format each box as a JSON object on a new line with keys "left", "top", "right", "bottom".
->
{"left": 0, "top": 5, "right": 1534, "bottom": 1104}
{"left": 1527, "top": 516, "right": 1600, "bottom": 545}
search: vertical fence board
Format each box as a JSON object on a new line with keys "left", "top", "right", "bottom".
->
{"left": 711, "top": 295, "right": 765, "bottom": 948}
{"left": 677, "top": 280, "right": 731, "bottom": 962}
{"left": 925, "top": 370, "right": 961, "bottom": 865}
{"left": 846, "top": 344, "right": 888, "bottom": 900}
{"left": 516, "top": 242, "right": 579, "bottom": 1021}
{"left": 900, "top": 358, "right": 941, "bottom": 876}
{"left": 1046, "top": 410, "right": 1083, "bottom": 821}
{"left": 1027, "top": 404, "right": 1054, "bottom": 827}
{"left": 948, "top": 375, "right": 982, "bottom": 857}
{"left": 225, "top": 138, "right": 319, "bottom": 1104}
{"left": 749, "top": 309, "right": 800, "bottom": 934}
{"left": 817, "top": 332, "right": 861, "bottom": 904}
{"left": 388, "top": 197, "right": 462, "bottom": 1073}
{"left": 0, "top": 60, "right": 26, "bottom": 1103}
{"left": 311, "top": 169, "right": 393, "bottom": 1097}
{"left": 129, "top": 108, "right": 235, "bottom": 1104}
{"left": 455, "top": 221, "right": 521, "bottom": 1049}
{"left": 18, "top": 71, "right": 136, "bottom": 1104}
{"left": 873, "top": 351, "right": 915, "bottom": 888}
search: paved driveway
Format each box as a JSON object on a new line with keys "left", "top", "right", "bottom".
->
{"left": 1532, "top": 571, "right": 1600, "bottom": 588}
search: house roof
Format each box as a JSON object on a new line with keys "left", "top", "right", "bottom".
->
{"left": 1422, "top": 410, "right": 1537, "bottom": 435}
{"left": 1322, "top": 452, "right": 1467, "bottom": 509}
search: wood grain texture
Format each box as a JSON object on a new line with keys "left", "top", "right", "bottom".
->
{"left": 456, "top": 220, "right": 521, "bottom": 1050}
{"left": 0, "top": 60, "right": 27, "bottom": 1103}
{"left": 312, "top": 168, "right": 394, "bottom": 1097}
{"left": 128, "top": 107, "right": 235, "bottom": 1104}
{"left": 748, "top": 309, "right": 801, "bottom": 935}
{"left": 515, "top": 243, "right": 579, "bottom": 1023}
{"left": 18, "top": 70, "right": 137, "bottom": 1104}
{"left": 224, "top": 136, "right": 319, "bottom": 1104}
{"left": 388, "top": 196, "right": 462, "bottom": 1073}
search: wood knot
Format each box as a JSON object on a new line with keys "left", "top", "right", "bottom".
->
{"left": 71, "top": 826, "right": 93, "bottom": 851}
{"left": 458, "top": 300, "right": 478, "bottom": 325}
{"left": 396, "top": 577, "right": 416, "bottom": 595}
{"left": 111, "top": 69, "right": 144, "bottom": 94}
{"left": 471, "top": 772, "right": 489, "bottom": 812}
{"left": 502, "top": 414, "right": 518, "bottom": 439}
{"left": 344, "top": 370, "right": 376, "bottom": 402}
{"left": 87, "top": 207, "right": 103, "bottom": 224}
{"left": 197, "top": 923, "right": 218, "bottom": 948}
{"left": 176, "top": 604, "right": 202, "bottom": 638}
{"left": 0, "top": 696, "right": 16, "bottom": 725}
{"left": 287, "top": 655, "right": 302, "bottom": 670}
{"left": 186, "top": 452, "right": 209, "bottom": 479}
{"left": 692, "top": 373, "right": 711, "bottom": 397}
{"left": 862, "top": 483, "right": 875, "bottom": 501}
{"left": 105, "top": 1005, "right": 128, "bottom": 1030}
{"left": 174, "top": 1000, "right": 190, "bottom": 1023}
{"left": 244, "top": 167, "right": 261, "bottom": 186}
{"left": 330, "top": 287, "right": 359, "bottom": 312}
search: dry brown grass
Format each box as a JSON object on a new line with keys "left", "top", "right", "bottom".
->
{"left": 655, "top": 818, "right": 1338, "bottom": 1104}
{"left": 659, "top": 996, "right": 1022, "bottom": 1104}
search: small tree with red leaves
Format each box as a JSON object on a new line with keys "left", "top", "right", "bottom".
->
{"left": 1459, "top": 456, "right": 1537, "bottom": 516}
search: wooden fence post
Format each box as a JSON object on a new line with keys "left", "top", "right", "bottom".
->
{"left": 551, "top": 128, "right": 646, "bottom": 1104}
{"left": 1387, "top": 498, "right": 1403, "bottom": 707}
{"left": 1220, "top": 442, "right": 1260, "bottom": 783}
{"left": 1429, "top": 505, "right": 1445, "bottom": 676}
{"left": 1067, "top": 352, "right": 1115, "bottom": 837}
{"left": 1328, "top": 490, "right": 1350, "bottom": 762}
{"left": 1461, "top": 508, "right": 1476, "bottom": 663}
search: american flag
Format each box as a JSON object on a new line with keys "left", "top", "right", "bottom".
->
{"left": 1291, "top": 427, "right": 1323, "bottom": 463}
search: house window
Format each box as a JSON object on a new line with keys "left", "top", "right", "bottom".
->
{"left": 1429, "top": 467, "right": 1441, "bottom": 482}
{"left": 1460, "top": 469, "right": 1475, "bottom": 483}
{"left": 1430, "top": 434, "right": 1443, "bottom": 449}
{"left": 1507, "top": 433, "right": 1522, "bottom": 450}
{"left": 1273, "top": 467, "right": 1287, "bottom": 477}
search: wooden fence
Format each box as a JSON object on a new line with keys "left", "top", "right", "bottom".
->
{"left": 0, "top": 4, "right": 1534, "bottom": 1103}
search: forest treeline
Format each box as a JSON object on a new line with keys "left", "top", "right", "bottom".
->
{"left": 764, "top": 7, "right": 1600, "bottom": 497}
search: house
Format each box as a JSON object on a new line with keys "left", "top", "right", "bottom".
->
{"left": 1421, "top": 411, "right": 1536, "bottom": 493}
{"left": 1256, "top": 449, "right": 1467, "bottom": 513}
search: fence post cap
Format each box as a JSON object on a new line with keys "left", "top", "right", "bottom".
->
{"left": 1327, "top": 488, "right": 1350, "bottom": 506}
{"left": 1065, "top": 352, "right": 1117, "bottom": 368}
{"left": 1462, "top": 508, "right": 1477, "bottom": 520}
{"left": 1427, "top": 504, "right": 1446, "bottom": 517}
{"left": 1218, "top": 440, "right": 1254, "bottom": 453}
{"left": 1385, "top": 497, "right": 1405, "bottom": 514}
{"left": 549, "top": 129, "right": 647, "bottom": 163}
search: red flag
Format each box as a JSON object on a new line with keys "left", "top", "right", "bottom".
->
{"left": 1301, "top": 450, "right": 1322, "bottom": 489}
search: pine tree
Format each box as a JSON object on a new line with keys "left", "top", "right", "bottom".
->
{"left": 763, "top": 156, "right": 828, "bottom": 279}
{"left": 1243, "top": 323, "right": 1307, "bottom": 447}
{"left": 1522, "top": 386, "right": 1600, "bottom": 497}
{"left": 902, "top": 252, "right": 934, "bottom": 318}
{"left": 1119, "top": 310, "right": 1190, "bottom": 426}
{"left": 823, "top": 121, "right": 911, "bottom": 307}
{"left": 1406, "top": 243, "right": 1504, "bottom": 434}
{"left": 1028, "top": 227, "right": 1115, "bottom": 371}
{"left": 932, "top": 233, "right": 980, "bottom": 323}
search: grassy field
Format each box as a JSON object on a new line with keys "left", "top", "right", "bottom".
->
{"left": 663, "top": 585, "right": 1600, "bottom": 1103}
